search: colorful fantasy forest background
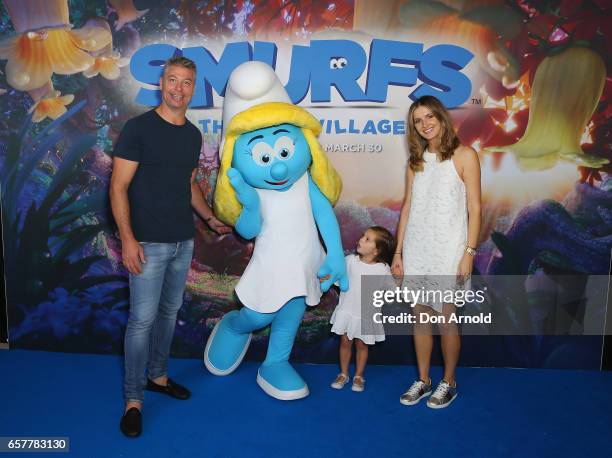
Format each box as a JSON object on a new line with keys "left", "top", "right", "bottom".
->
{"left": 1, "top": 0, "right": 610, "bottom": 369}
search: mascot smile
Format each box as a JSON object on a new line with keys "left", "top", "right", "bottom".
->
{"left": 204, "top": 61, "right": 349, "bottom": 400}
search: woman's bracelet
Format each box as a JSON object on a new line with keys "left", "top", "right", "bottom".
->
{"left": 205, "top": 215, "right": 214, "bottom": 222}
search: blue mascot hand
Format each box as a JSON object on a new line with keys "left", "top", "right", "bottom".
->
{"left": 317, "top": 253, "right": 348, "bottom": 293}
{"left": 228, "top": 168, "right": 260, "bottom": 210}
{"left": 228, "top": 167, "right": 262, "bottom": 239}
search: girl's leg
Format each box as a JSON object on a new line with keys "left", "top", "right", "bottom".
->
{"left": 413, "top": 303, "right": 433, "bottom": 383}
{"left": 354, "top": 339, "right": 369, "bottom": 378}
{"left": 339, "top": 334, "right": 352, "bottom": 375}
{"left": 438, "top": 303, "right": 460, "bottom": 386}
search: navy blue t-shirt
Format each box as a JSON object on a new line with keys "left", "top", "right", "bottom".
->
{"left": 113, "top": 109, "right": 202, "bottom": 243}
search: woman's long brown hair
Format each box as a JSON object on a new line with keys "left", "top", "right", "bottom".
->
{"left": 407, "top": 95, "right": 460, "bottom": 172}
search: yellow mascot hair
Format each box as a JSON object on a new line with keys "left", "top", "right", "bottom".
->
{"left": 214, "top": 102, "right": 342, "bottom": 226}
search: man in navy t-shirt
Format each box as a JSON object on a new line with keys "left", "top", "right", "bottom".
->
{"left": 110, "top": 56, "right": 230, "bottom": 438}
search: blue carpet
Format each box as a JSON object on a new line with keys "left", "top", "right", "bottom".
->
{"left": 0, "top": 350, "right": 610, "bottom": 457}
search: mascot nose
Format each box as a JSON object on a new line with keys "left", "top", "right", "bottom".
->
{"left": 270, "top": 162, "right": 288, "bottom": 181}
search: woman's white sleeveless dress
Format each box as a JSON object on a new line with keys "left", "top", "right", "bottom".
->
{"left": 402, "top": 150, "right": 468, "bottom": 313}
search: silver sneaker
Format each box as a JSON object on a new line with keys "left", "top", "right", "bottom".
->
{"left": 399, "top": 379, "right": 432, "bottom": 405}
{"left": 427, "top": 380, "right": 457, "bottom": 409}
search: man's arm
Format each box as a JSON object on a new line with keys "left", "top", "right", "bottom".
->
{"left": 190, "top": 169, "right": 232, "bottom": 235}
{"left": 110, "top": 157, "right": 144, "bottom": 275}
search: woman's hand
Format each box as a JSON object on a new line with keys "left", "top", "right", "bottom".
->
{"left": 391, "top": 253, "right": 404, "bottom": 278}
{"left": 457, "top": 252, "right": 473, "bottom": 281}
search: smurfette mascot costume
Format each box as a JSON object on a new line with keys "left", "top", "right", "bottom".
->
{"left": 204, "top": 61, "right": 348, "bottom": 400}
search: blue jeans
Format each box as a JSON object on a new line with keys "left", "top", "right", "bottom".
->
{"left": 123, "top": 239, "right": 194, "bottom": 403}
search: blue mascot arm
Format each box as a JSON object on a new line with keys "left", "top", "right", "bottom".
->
{"left": 228, "top": 167, "right": 262, "bottom": 240}
{"left": 308, "top": 175, "right": 349, "bottom": 293}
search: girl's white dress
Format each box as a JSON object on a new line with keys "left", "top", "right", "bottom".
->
{"left": 402, "top": 150, "right": 468, "bottom": 313}
{"left": 330, "top": 254, "right": 389, "bottom": 344}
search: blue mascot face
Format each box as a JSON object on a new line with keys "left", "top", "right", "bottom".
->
{"left": 232, "top": 123, "right": 311, "bottom": 191}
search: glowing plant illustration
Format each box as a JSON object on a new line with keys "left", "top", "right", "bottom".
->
{"left": 83, "top": 49, "right": 128, "bottom": 80}
{"left": 398, "top": 0, "right": 522, "bottom": 86}
{"left": 0, "top": 0, "right": 111, "bottom": 91}
{"left": 28, "top": 88, "right": 74, "bottom": 122}
{"left": 108, "top": 0, "right": 148, "bottom": 31}
{"left": 485, "top": 46, "right": 608, "bottom": 171}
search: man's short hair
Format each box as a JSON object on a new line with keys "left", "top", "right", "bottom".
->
{"left": 163, "top": 56, "right": 197, "bottom": 76}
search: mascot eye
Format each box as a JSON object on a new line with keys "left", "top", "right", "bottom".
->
{"left": 337, "top": 57, "right": 347, "bottom": 68}
{"left": 329, "top": 58, "right": 339, "bottom": 69}
{"left": 251, "top": 142, "right": 275, "bottom": 167}
{"left": 274, "top": 136, "right": 295, "bottom": 161}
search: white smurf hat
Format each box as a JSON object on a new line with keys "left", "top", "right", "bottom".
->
{"left": 220, "top": 61, "right": 292, "bottom": 149}
{"left": 218, "top": 59, "right": 321, "bottom": 161}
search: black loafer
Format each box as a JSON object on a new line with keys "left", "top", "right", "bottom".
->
{"left": 120, "top": 407, "right": 142, "bottom": 438}
{"left": 146, "top": 378, "right": 191, "bottom": 400}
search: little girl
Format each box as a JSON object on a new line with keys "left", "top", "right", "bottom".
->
{"left": 329, "top": 226, "right": 395, "bottom": 392}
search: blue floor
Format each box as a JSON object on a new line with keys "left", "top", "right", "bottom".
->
{"left": 0, "top": 350, "right": 611, "bottom": 458}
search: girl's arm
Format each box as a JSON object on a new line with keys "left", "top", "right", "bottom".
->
{"left": 391, "top": 166, "right": 415, "bottom": 277}
{"left": 308, "top": 175, "right": 349, "bottom": 292}
{"left": 456, "top": 146, "right": 482, "bottom": 277}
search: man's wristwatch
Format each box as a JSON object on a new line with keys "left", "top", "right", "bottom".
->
{"left": 465, "top": 245, "right": 477, "bottom": 256}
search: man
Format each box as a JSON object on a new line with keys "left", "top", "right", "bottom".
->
{"left": 110, "top": 56, "right": 230, "bottom": 438}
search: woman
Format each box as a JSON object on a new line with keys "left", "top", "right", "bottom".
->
{"left": 392, "top": 95, "right": 481, "bottom": 409}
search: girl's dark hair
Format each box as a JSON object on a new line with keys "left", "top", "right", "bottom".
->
{"left": 369, "top": 226, "right": 395, "bottom": 266}
{"left": 407, "top": 95, "right": 460, "bottom": 172}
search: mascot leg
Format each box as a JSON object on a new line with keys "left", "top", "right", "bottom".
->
{"left": 204, "top": 307, "right": 275, "bottom": 376}
{"left": 256, "top": 297, "right": 308, "bottom": 400}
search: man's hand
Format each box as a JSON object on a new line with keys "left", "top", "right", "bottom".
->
{"left": 122, "top": 237, "right": 146, "bottom": 275}
{"left": 206, "top": 216, "right": 232, "bottom": 235}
